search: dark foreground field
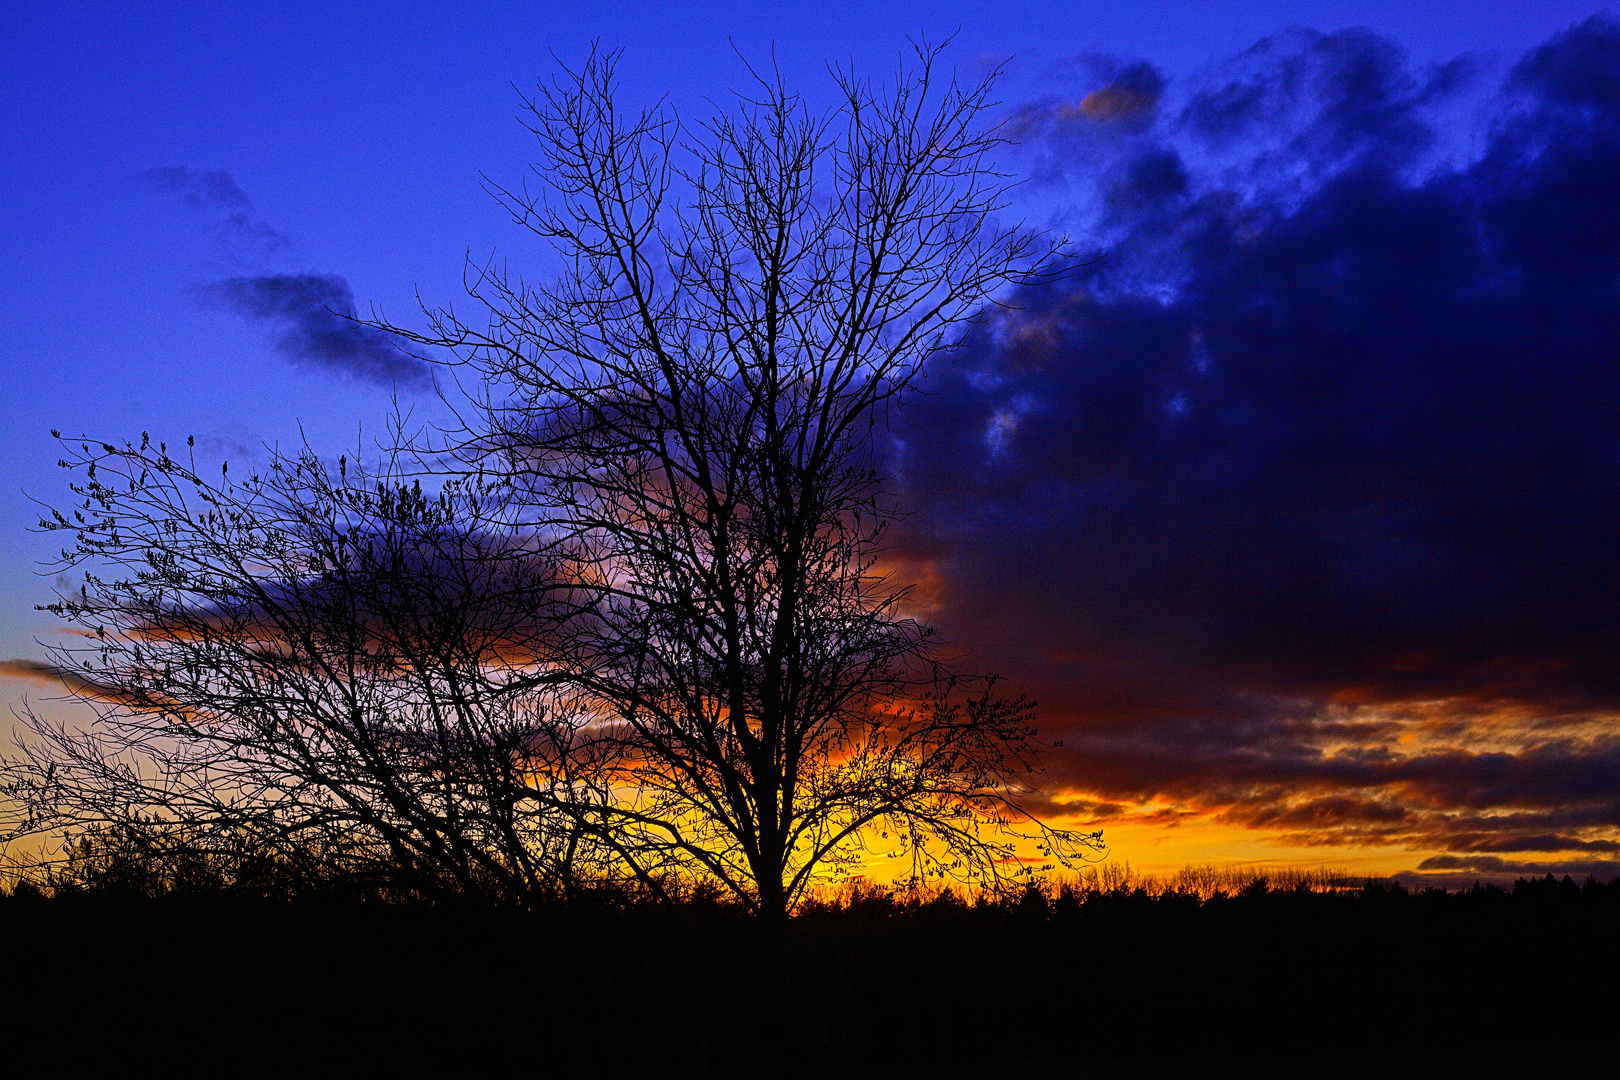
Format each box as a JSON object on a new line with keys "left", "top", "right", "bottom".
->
{"left": 2, "top": 876, "right": 1615, "bottom": 1076}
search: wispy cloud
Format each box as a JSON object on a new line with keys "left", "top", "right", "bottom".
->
{"left": 146, "top": 168, "right": 433, "bottom": 389}
{"left": 143, "top": 166, "right": 292, "bottom": 253}
{"left": 0, "top": 658, "right": 143, "bottom": 705}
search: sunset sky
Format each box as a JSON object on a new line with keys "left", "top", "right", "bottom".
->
{"left": 3, "top": 0, "right": 1617, "bottom": 886}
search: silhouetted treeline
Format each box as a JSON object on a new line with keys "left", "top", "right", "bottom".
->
{"left": 3, "top": 862, "right": 1616, "bottom": 1076}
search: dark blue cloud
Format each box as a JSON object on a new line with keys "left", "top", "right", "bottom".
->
{"left": 145, "top": 170, "right": 427, "bottom": 388}
{"left": 890, "top": 17, "right": 1620, "bottom": 863}
{"left": 194, "top": 274, "right": 433, "bottom": 389}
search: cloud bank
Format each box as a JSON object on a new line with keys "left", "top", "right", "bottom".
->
{"left": 891, "top": 16, "right": 1620, "bottom": 878}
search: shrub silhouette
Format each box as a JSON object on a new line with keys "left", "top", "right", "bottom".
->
{"left": 5, "top": 854, "right": 1612, "bottom": 1075}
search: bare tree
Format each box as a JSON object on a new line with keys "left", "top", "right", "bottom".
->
{"left": 387, "top": 42, "right": 1100, "bottom": 922}
{"left": 4, "top": 43, "right": 1099, "bottom": 917}
{"left": 4, "top": 434, "right": 617, "bottom": 904}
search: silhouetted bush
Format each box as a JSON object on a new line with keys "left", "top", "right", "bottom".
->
{"left": 2, "top": 865, "right": 1615, "bottom": 1075}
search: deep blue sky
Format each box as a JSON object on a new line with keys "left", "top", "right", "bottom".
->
{"left": 4, "top": 1, "right": 1617, "bottom": 879}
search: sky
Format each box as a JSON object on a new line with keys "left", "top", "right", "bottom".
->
{"left": 3, "top": 0, "right": 1618, "bottom": 886}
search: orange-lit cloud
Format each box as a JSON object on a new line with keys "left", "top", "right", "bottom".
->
{"left": 0, "top": 658, "right": 147, "bottom": 706}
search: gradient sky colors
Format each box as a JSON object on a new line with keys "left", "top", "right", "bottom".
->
{"left": 4, "top": 1, "right": 1618, "bottom": 885}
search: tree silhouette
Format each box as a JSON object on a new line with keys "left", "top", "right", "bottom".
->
{"left": 382, "top": 42, "right": 1100, "bottom": 921}
{"left": 6, "top": 438, "right": 619, "bottom": 903}
{"left": 4, "top": 42, "right": 1100, "bottom": 918}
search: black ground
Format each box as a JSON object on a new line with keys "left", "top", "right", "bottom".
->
{"left": 2, "top": 876, "right": 1614, "bottom": 1076}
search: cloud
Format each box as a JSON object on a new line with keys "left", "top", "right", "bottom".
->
{"left": 0, "top": 658, "right": 148, "bottom": 707}
{"left": 1411, "top": 854, "right": 1620, "bottom": 877}
{"left": 1006, "top": 59, "right": 1166, "bottom": 138}
{"left": 194, "top": 274, "right": 433, "bottom": 389}
{"left": 143, "top": 167, "right": 292, "bottom": 253}
{"left": 0, "top": 658, "right": 69, "bottom": 688}
{"left": 1178, "top": 27, "right": 1458, "bottom": 176}
{"left": 144, "top": 169, "right": 429, "bottom": 389}
{"left": 887, "top": 16, "right": 1620, "bottom": 866}
{"left": 195, "top": 421, "right": 263, "bottom": 461}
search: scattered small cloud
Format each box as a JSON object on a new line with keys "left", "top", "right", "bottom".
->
{"left": 143, "top": 166, "right": 292, "bottom": 253}
{"left": 196, "top": 421, "right": 262, "bottom": 461}
{"left": 193, "top": 273, "right": 433, "bottom": 389}
{"left": 146, "top": 168, "right": 433, "bottom": 389}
